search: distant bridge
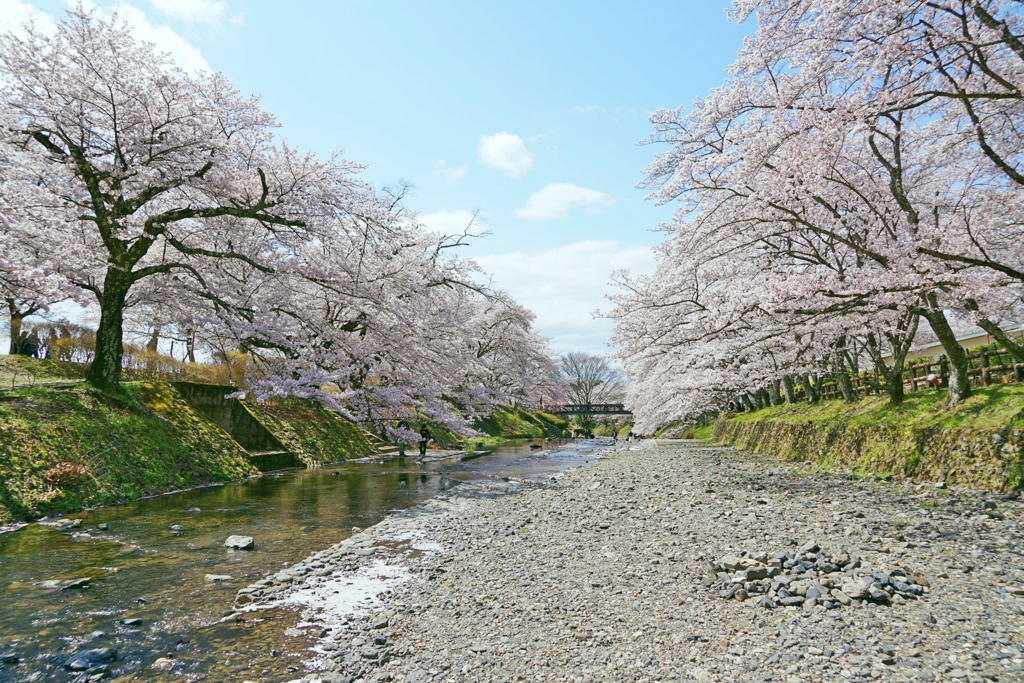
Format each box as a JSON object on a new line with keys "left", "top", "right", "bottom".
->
{"left": 549, "top": 403, "right": 632, "bottom": 415}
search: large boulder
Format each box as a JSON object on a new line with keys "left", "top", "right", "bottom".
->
{"left": 224, "top": 535, "right": 254, "bottom": 550}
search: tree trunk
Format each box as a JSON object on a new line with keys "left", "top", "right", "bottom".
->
{"left": 768, "top": 379, "right": 782, "bottom": 406}
{"left": 741, "top": 394, "right": 756, "bottom": 412}
{"left": 864, "top": 318, "right": 918, "bottom": 406}
{"left": 781, "top": 375, "right": 796, "bottom": 404}
{"left": 186, "top": 327, "right": 197, "bottom": 363}
{"left": 837, "top": 370, "right": 855, "bottom": 403}
{"left": 977, "top": 318, "right": 1024, "bottom": 363}
{"left": 86, "top": 270, "right": 131, "bottom": 389}
{"left": 919, "top": 294, "right": 971, "bottom": 406}
{"left": 146, "top": 325, "right": 160, "bottom": 353}
{"left": 7, "top": 300, "right": 23, "bottom": 355}
{"left": 802, "top": 374, "right": 820, "bottom": 403}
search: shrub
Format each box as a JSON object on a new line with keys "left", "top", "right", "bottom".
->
{"left": 42, "top": 462, "right": 91, "bottom": 487}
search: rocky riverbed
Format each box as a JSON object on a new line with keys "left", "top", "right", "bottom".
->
{"left": 257, "top": 439, "right": 1023, "bottom": 683}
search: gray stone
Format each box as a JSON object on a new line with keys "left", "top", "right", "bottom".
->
{"left": 832, "top": 589, "right": 852, "bottom": 606}
{"left": 372, "top": 615, "right": 389, "bottom": 629}
{"left": 65, "top": 648, "right": 116, "bottom": 670}
{"left": 721, "top": 555, "right": 744, "bottom": 571}
{"left": 841, "top": 580, "right": 871, "bottom": 599}
{"left": 118, "top": 618, "right": 143, "bottom": 627}
{"left": 284, "top": 627, "right": 305, "bottom": 637}
{"left": 224, "top": 535, "right": 254, "bottom": 550}
{"left": 745, "top": 566, "right": 770, "bottom": 581}
{"left": 204, "top": 574, "right": 233, "bottom": 583}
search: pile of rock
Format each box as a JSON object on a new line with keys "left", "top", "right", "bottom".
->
{"left": 707, "top": 540, "right": 929, "bottom": 610}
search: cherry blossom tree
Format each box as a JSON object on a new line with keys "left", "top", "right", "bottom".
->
{"left": 0, "top": 8, "right": 328, "bottom": 387}
{"left": 612, "top": 0, "right": 1024, "bottom": 432}
{"left": 0, "top": 6, "right": 559, "bottom": 436}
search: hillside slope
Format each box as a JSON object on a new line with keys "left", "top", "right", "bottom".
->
{"left": 0, "top": 381, "right": 257, "bottom": 522}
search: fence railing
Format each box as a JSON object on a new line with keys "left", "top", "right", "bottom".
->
{"left": 795, "top": 344, "right": 1024, "bottom": 402}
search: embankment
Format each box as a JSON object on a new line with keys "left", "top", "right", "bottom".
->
{"left": 244, "top": 398, "right": 377, "bottom": 464}
{"left": 705, "top": 385, "right": 1024, "bottom": 491}
{"left": 0, "top": 381, "right": 257, "bottom": 522}
{"left": 466, "top": 407, "right": 568, "bottom": 445}
{"left": 0, "top": 381, "right": 377, "bottom": 522}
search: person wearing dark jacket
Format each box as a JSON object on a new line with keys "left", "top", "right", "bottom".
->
{"left": 418, "top": 426, "right": 431, "bottom": 457}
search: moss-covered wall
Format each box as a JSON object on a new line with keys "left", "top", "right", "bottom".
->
{"left": 0, "top": 381, "right": 257, "bottom": 522}
{"left": 243, "top": 398, "right": 376, "bottom": 465}
{"left": 710, "top": 416, "right": 1024, "bottom": 491}
{"left": 472, "top": 407, "right": 563, "bottom": 440}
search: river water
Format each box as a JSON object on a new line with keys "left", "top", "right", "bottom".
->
{"left": 0, "top": 440, "right": 607, "bottom": 682}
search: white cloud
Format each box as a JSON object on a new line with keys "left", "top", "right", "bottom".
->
{"left": 475, "top": 240, "right": 656, "bottom": 354}
{"left": 151, "top": 0, "right": 227, "bottom": 24}
{"left": 114, "top": 3, "right": 211, "bottom": 72}
{"left": 514, "top": 182, "right": 615, "bottom": 221}
{"left": 419, "top": 208, "right": 482, "bottom": 234}
{"left": 0, "top": 1, "right": 211, "bottom": 73}
{"left": 0, "top": 0, "right": 211, "bottom": 73}
{"left": 0, "top": 0, "right": 57, "bottom": 35}
{"left": 477, "top": 133, "right": 534, "bottom": 179}
{"left": 433, "top": 160, "right": 468, "bottom": 185}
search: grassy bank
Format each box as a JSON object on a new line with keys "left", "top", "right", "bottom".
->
{"left": 470, "top": 407, "right": 567, "bottom": 443}
{"left": 703, "top": 385, "right": 1024, "bottom": 491}
{"left": 0, "top": 381, "right": 257, "bottom": 522}
{"left": 244, "top": 398, "right": 376, "bottom": 464}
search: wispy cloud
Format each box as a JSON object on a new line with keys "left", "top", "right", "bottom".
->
{"left": 477, "top": 133, "right": 534, "bottom": 179}
{"left": 151, "top": 0, "right": 228, "bottom": 24}
{"left": 0, "top": 0, "right": 57, "bottom": 35}
{"left": 433, "top": 160, "right": 468, "bottom": 185}
{"left": 0, "top": 1, "right": 212, "bottom": 73}
{"left": 114, "top": 3, "right": 211, "bottom": 72}
{"left": 515, "top": 183, "right": 615, "bottom": 221}
{"left": 475, "top": 240, "right": 656, "bottom": 354}
{"left": 419, "top": 208, "right": 482, "bottom": 234}
{"left": 570, "top": 104, "right": 605, "bottom": 114}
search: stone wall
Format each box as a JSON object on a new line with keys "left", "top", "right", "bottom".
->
{"left": 710, "top": 416, "right": 1024, "bottom": 491}
{"left": 169, "top": 382, "right": 286, "bottom": 453}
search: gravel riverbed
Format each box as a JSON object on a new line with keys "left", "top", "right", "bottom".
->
{"left": 261, "top": 439, "right": 1024, "bottom": 683}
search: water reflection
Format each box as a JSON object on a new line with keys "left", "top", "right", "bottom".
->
{"left": 0, "top": 439, "right": 596, "bottom": 681}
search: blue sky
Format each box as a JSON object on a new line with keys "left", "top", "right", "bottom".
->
{"left": 1, "top": 0, "right": 750, "bottom": 354}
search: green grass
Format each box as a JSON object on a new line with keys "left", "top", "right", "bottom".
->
{"left": 0, "top": 381, "right": 256, "bottom": 522}
{"left": 728, "top": 384, "right": 1024, "bottom": 431}
{"left": 686, "top": 424, "right": 714, "bottom": 440}
{"left": 243, "top": 398, "right": 376, "bottom": 464}
{"left": 471, "top": 407, "right": 551, "bottom": 441}
{"left": 0, "top": 355, "right": 84, "bottom": 388}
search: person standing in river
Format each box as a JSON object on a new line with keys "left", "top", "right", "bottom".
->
{"left": 418, "top": 426, "right": 431, "bottom": 457}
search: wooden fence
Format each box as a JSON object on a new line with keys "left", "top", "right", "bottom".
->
{"left": 799, "top": 344, "right": 1024, "bottom": 402}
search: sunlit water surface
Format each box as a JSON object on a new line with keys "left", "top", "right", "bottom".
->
{"left": 0, "top": 439, "right": 606, "bottom": 682}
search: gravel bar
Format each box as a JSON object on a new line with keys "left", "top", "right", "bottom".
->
{"left": 281, "top": 439, "right": 1024, "bottom": 683}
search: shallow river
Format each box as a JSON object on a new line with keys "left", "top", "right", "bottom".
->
{"left": 0, "top": 440, "right": 604, "bottom": 682}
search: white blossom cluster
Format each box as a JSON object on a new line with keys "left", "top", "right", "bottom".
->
{"left": 610, "top": 0, "right": 1024, "bottom": 432}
